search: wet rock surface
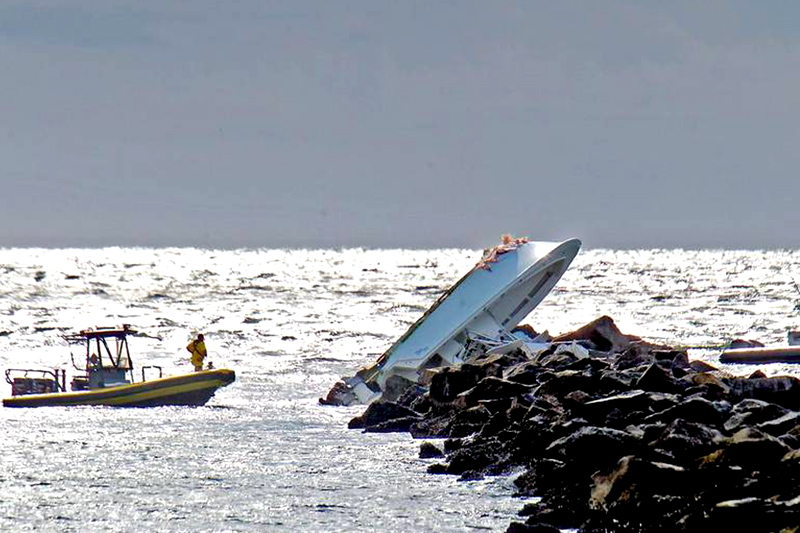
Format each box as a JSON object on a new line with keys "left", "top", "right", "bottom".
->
{"left": 346, "top": 317, "right": 800, "bottom": 532}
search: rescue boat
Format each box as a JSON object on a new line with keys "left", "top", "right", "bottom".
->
{"left": 3, "top": 325, "right": 235, "bottom": 408}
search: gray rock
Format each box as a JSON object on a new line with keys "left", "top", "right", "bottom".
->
{"left": 635, "top": 362, "right": 685, "bottom": 394}
{"left": 381, "top": 374, "right": 418, "bottom": 403}
{"left": 419, "top": 442, "right": 444, "bottom": 459}
{"left": 689, "top": 360, "right": 719, "bottom": 372}
{"left": 504, "top": 361, "right": 545, "bottom": 385}
{"left": 506, "top": 522, "right": 560, "bottom": 533}
{"left": 701, "top": 427, "right": 792, "bottom": 468}
{"left": 551, "top": 315, "right": 641, "bottom": 353}
{"left": 650, "top": 418, "right": 725, "bottom": 464}
{"left": 348, "top": 400, "right": 420, "bottom": 430}
{"left": 590, "top": 455, "right": 691, "bottom": 512}
{"left": 459, "top": 377, "right": 534, "bottom": 407}
{"left": 429, "top": 366, "right": 483, "bottom": 403}
{"left": 545, "top": 426, "right": 641, "bottom": 469}
{"left": 728, "top": 376, "right": 800, "bottom": 410}
{"left": 644, "top": 397, "right": 730, "bottom": 426}
{"left": 364, "top": 415, "right": 421, "bottom": 433}
{"left": 758, "top": 411, "right": 800, "bottom": 437}
{"left": 582, "top": 390, "right": 677, "bottom": 425}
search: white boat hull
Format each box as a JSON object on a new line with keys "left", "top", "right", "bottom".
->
{"left": 348, "top": 239, "right": 581, "bottom": 403}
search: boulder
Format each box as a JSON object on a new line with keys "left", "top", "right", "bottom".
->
{"left": 458, "top": 470, "right": 486, "bottom": 481}
{"left": 513, "top": 458, "right": 565, "bottom": 496}
{"left": 779, "top": 433, "right": 800, "bottom": 451}
{"left": 536, "top": 351, "right": 580, "bottom": 372}
{"left": 613, "top": 345, "right": 657, "bottom": 370}
{"left": 683, "top": 372, "right": 732, "bottom": 402}
{"left": 448, "top": 421, "right": 484, "bottom": 438}
{"left": 728, "top": 376, "right": 800, "bottom": 410}
{"left": 364, "top": 415, "right": 421, "bottom": 433}
{"left": 410, "top": 412, "right": 457, "bottom": 439}
{"left": 728, "top": 339, "right": 765, "bottom": 349}
{"left": 472, "top": 352, "right": 531, "bottom": 376}
{"left": 581, "top": 390, "right": 677, "bottom": 425}
{"left": 504, "top": 361, "right": 546, "bottom": 385}
{"left": 644, "top": 397, "right": 730, "bottom": 427}
{"left": 596, "top": 369, "right": 637, "bottom": 393}
{"left": 348, "top": 400, "right": 420, "bottom": 430}
{"left": 381, "top": 374, "right": 418, "bottom": 403}
{"left": 511, "top": 323, "right": 541, "bottom": 340}
{"left": 446, "top": 438, "right": 506, "bottom": 475}
{"left": 758, "top": 411, "right": 800, "bottom": 437}
{"left": 663, "top": 350, "right": 690, "bottom": 368}
{"left": 395, "top": 383, "right": 428, "bottom": 409}
{"left": 545, "top": 426, "right": 641, "bottom": 470}
{"left": 562, "top": 390, "right": 591, "bottom": 411}
{"left": 452, "top": 404, "right": 492, "bottom": 426}
{"left": 479, "top": 411, "right": 513, "bottom": 439}
{"left": 778, "top": 450, "right": 800, "bottom": 496}
{"left": 683, "top": 371, "right": 730, "bottom": 392}
{"left": 534, "top": 370, "right": 599, "bottom": 399}
{"left": 443, "top": 438, "right": 464, "bottom": 454}
{"left": 507, "top": 400, "right": 531, "bottom": 424}
{"left": 419, "top": 442, "right": 445, "bottom": 459}
{"left": 701, "top": 428, "right": 792, "bottom": 469}
{"left": 429, "top": 366, "right": 483, "bottom": 403}
{"left": 626, "top": 422, "right": 667, "bottom": 444}
{"left": 695, "top": 495, "right": 800, "bottom": 533}
{"left": 566, "top": 356, "right": 612, "bottom": 374}
{"left": 426, "top": 463, "right": 448, "bottom": 474}
{"left": 552, "top": 315, "right": 641, "bottom": 353}
{"left": 459, "top": 377, "right": 534, "bottom": 407}
{"left": 650, "top": 418, "right": 725, "bottom": 464}
{"left": 513, "top": 458, "right": 597, "bottom": 527}
{"left": 506, "top": 522, "right": 560, "bottom": 533}
{"left": 589, "top": 456, "right": 693, "bottom": 525}
{"left": 689, "top": 359, "right": 719, "bottom": 373}
{"left": 724, "top": 398, "right": 789, "bottom": 432}
{"left": 635, "top": 362, "right": 686, "bottom": 394}
{"left": 478, "top": 397, "right": 515, "bottom": 415}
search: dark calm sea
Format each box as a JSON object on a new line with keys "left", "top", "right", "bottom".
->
{"left": 2, "top": 246, "right": 799, "bottom": 532}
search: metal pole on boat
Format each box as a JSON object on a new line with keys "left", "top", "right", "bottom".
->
{"left": 124, "top": 335, "right": 134, "bottom": 383}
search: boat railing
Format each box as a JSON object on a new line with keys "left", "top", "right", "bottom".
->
{"left": 141, "top": 365, "right": 163, "bottom": 382}
{"left": 5, "top": 368, "right": 67, "bottom": 396}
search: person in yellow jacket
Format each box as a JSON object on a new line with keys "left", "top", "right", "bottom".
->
{"left": 186, "top": 333, "right": 207, "bottom": 371}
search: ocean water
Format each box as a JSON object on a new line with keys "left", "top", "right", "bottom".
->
{"left": 2, "top": 246, "right": 800, "bottom": 532}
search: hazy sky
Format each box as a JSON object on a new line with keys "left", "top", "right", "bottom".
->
{"left": 2, "top": 1, "right": 799, "bottom": 249}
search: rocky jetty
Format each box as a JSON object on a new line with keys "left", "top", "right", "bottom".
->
{"left": 345, "top": 316, "right": 800, "bottom": 533}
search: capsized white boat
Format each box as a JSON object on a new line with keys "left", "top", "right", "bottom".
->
{"left": 335, "top": 237, "right": 581, "bottom": 404}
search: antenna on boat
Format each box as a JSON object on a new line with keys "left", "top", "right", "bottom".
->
{"left": 790, "top": 276, "right": 800, "bottom": 306}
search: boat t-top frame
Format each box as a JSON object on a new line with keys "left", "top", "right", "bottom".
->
{"left": 66, "top": 325, "right": 135, "bottom": 371}
{"left": 63, "top": 324, "right": 161, "bottom": 390}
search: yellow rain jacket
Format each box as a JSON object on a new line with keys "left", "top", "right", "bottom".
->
{"left": 187, "top": 339, "right": 207, "bottom": 369}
